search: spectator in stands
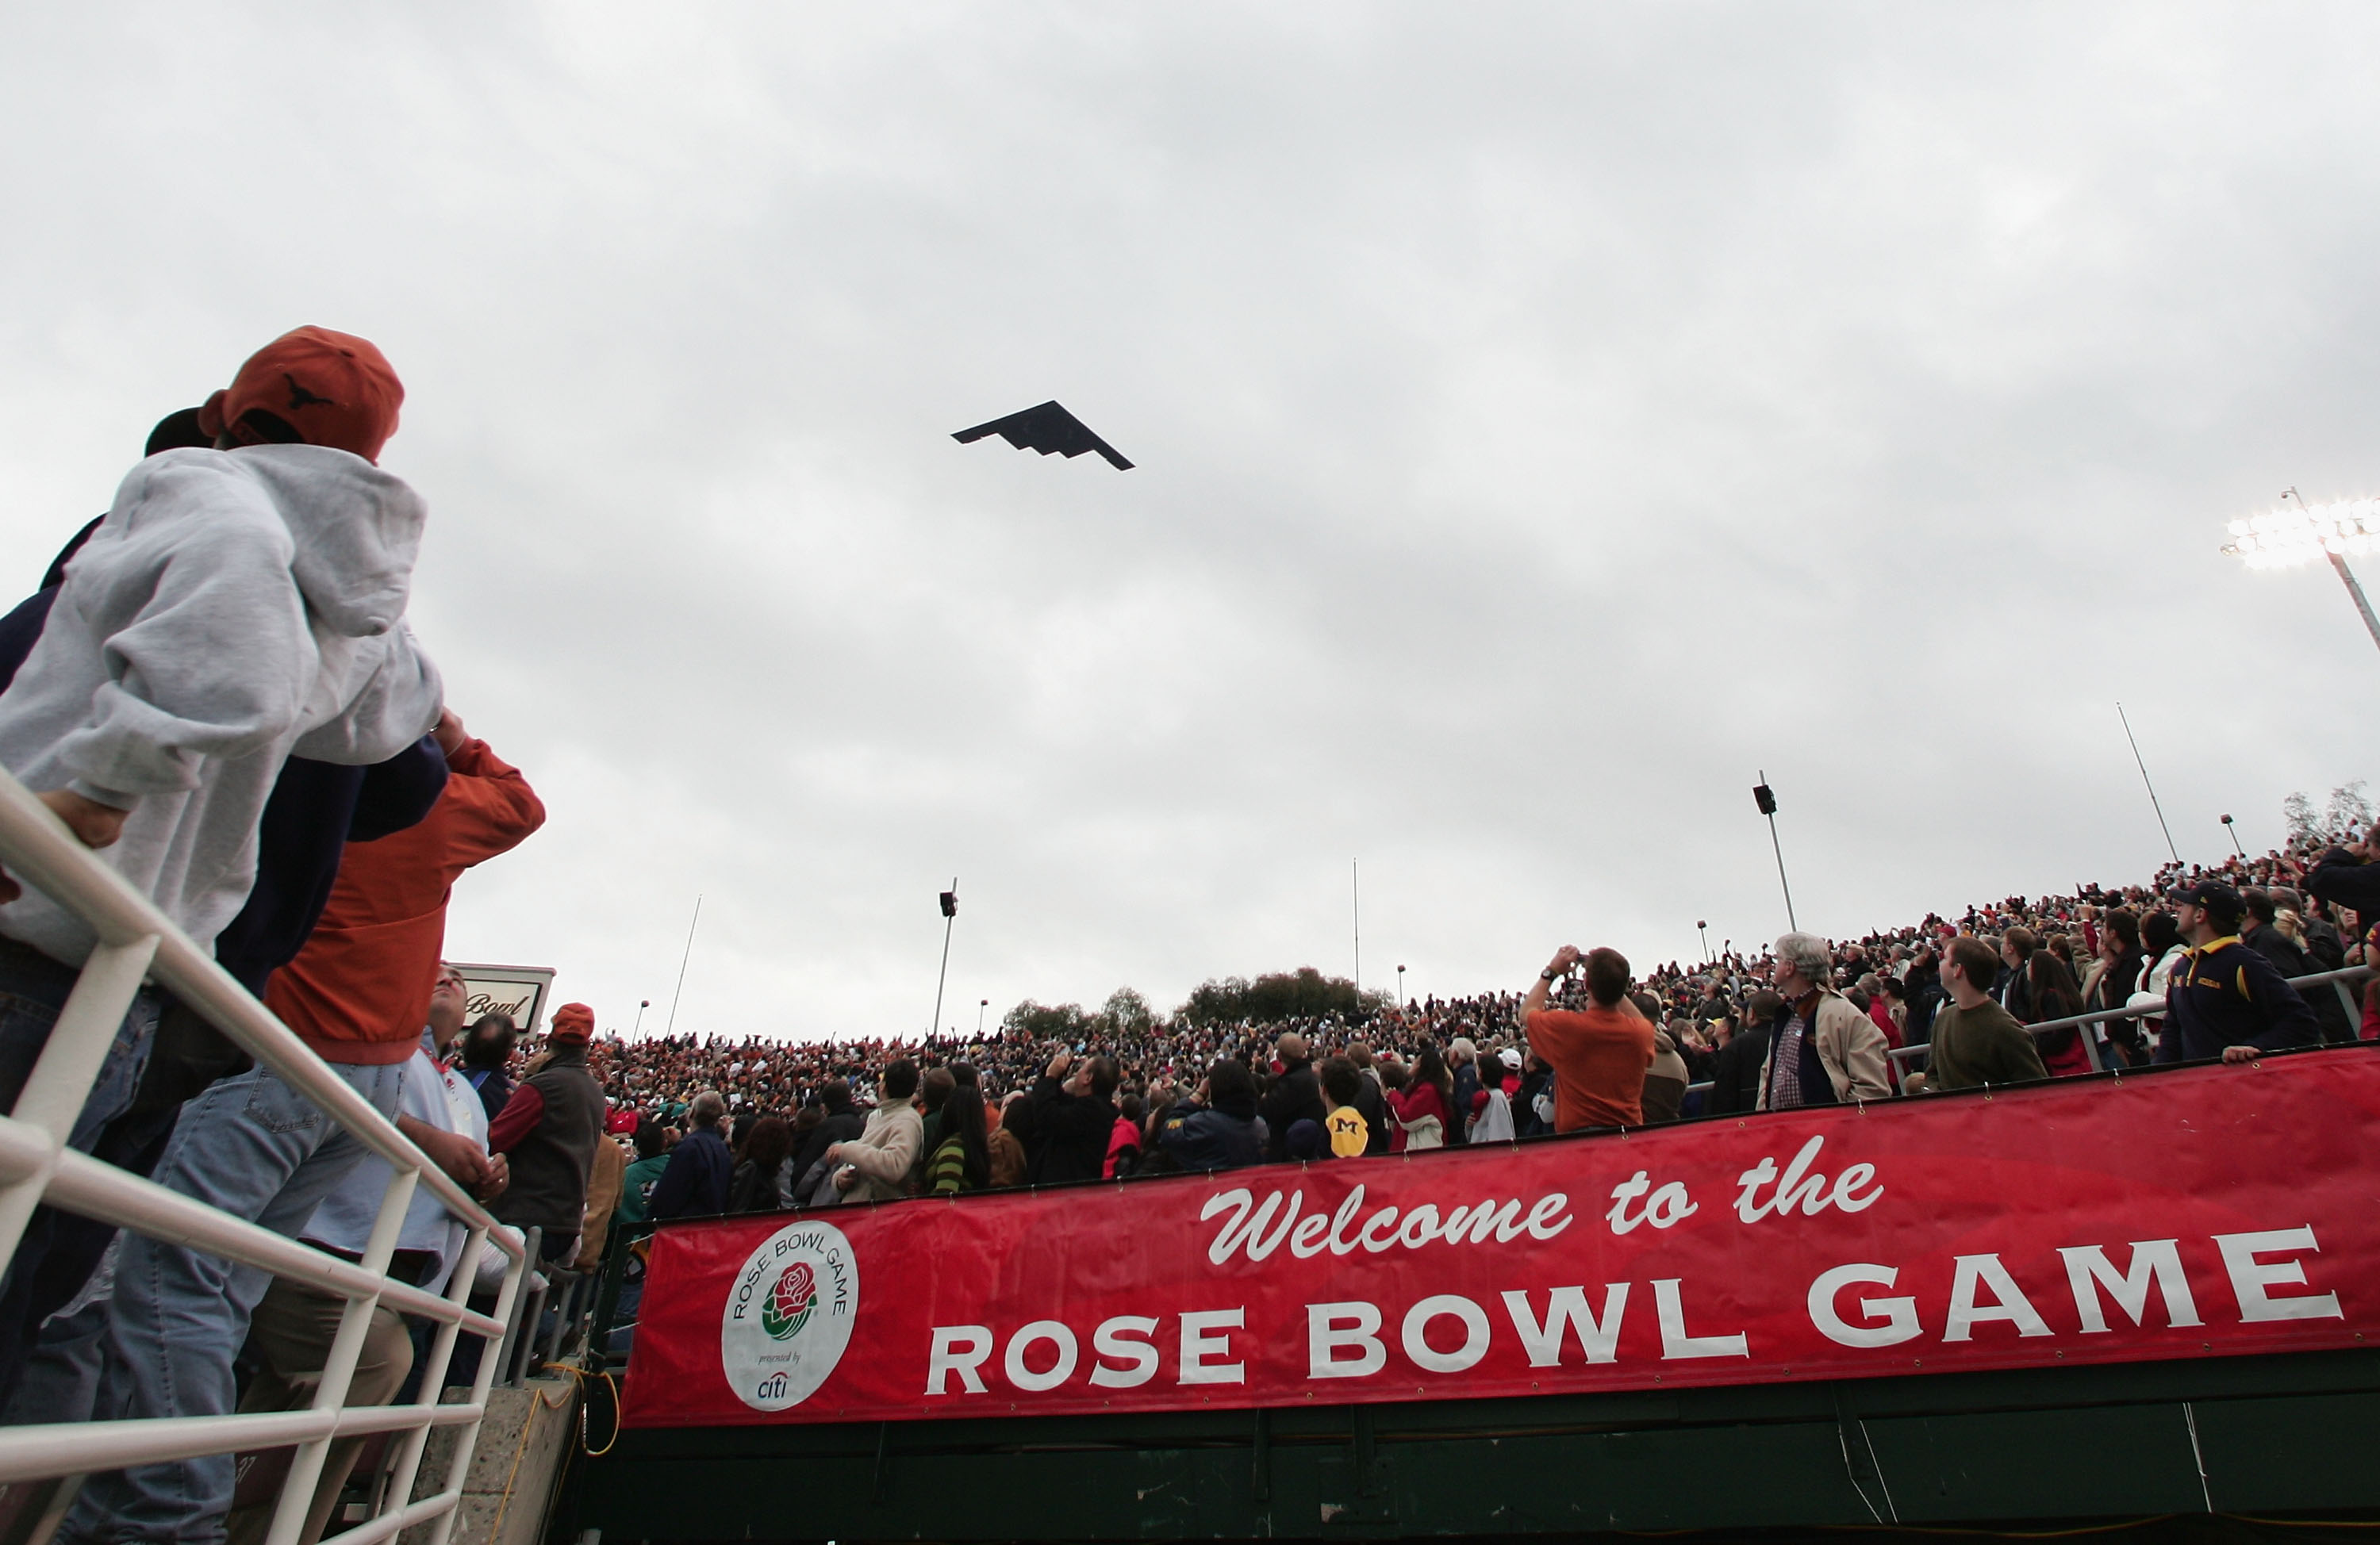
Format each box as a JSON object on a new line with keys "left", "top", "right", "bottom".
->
{"left": 1320, "top": 1057, "right": 1369, "bottom": 1156}
{"left": 225, "top": 958, "right": 501, "bottom": 1545}
{"left": 2302, "top": 830, "right": 2380, "bottom": 920}
{"left": 1385, "top": 1044, "right": 1453, "bottom": 1148}
{"left": 649, "top": 1091, "right": 731, "bottom": 1220}
{"left": 489, "top": 1004, "right": 607, "bottom": 1259}
{"left": 1907, "top": 936, "right": 2050, "bottom": 1093}
{"left": 1152, "top": 1060, "right": 1267, "bottom": 1171}
{"left": 2157, "top": 882, "right": 2321, "bottom": 1064}
{"left": 1706, "top": 990, "right": 1779, "bottom": 1113}
{"left": 1448, "top": 1037, "right": 1482, "bottom": 1142}
{"left": 727, "top": 1115, "right": 793, "bottom": 1213}
{"left": 1343, "top": 1043, "right": 1392, "bottom": 1154}
{"left": 2022, "top": 935, "right": 2091, "bottom": 1075}
{"left": 986, "top": 1094, "right": 1029, "bottom": 1187}
{"left": 1023, "top": 1051, "right": 1118, "bottom": 1183}
{"left": 929, "top": 1079, "right": 991, "bottom": 1194}
{"left": 615, "top": 1118, "right": 671, "bottom": 1226}
{"left": 1522, "top": 945, "right": 1653, "bottom": 1130}
{"left": 2082, "top": 910, "right": 2148, "bottom": 1066}
{"left": 1104, "top": 1094, "right": 1144, "bottom": 1177}
{"left": 786, "top": 1081, "right": 862, "bottom": 1204}
{"left": 912, "top": 1065, "right": 957, "bottom": 1187}
{"left": 23, "top": 330, "right": 449, "bottom": 1545}
{"left": 2244, "top": 888, "right": 2353, "bottom": 1044}
{"left": 1757, "top": 932, "right": 1891, "bottom": 1110}
{"left": 827, "top": 1059, "right": 923, "bottom": 1202}
{"left": 1639, "top": 1026, "right": 1686, "bottom": 1121}
{"left": 1902, "top": 949, "right": 1944, "bottom": 1045}
{"left": 460, "top": 1012, "right": 520, "bottom": 1123}
{"left": 1257, "top": 1033, "right": 1326, "bottom": 1162}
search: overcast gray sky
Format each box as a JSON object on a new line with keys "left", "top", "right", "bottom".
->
{"left": 4, "top": 4, "right": 2376, "bottom": 1038}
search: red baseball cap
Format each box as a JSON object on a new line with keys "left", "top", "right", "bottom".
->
{"left": 547, "top": 1003, "right": 595, "bottom": 1044}
{"left": 197, "top": 326, "right": 404, "bottom": 464}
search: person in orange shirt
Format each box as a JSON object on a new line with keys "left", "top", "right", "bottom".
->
{"left": 1520, "top": 945, "right": 1654, "bottom": 1130}
{"left": 264, "top": 710, "right": 543, "bottom": 1067}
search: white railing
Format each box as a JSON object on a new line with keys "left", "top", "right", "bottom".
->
{"left": 0, "top": 769, "right": 532, "bottom": 1545}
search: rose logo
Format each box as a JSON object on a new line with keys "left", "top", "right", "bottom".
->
{"left": 761, "top": 1260, "right": 816, "bottom": 1340}
{"left": 722, "top": 1222, "right": 856, "bottom": 1412}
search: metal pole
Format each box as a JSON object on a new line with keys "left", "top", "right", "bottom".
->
{"left": 2221, "top": 816, "right": 2245, "bottom": 857}
{"left": 2285, "top": 490, "right": 2380, "bottom": 654}
{"left": 1759, "top": 770, "right": 1797, "bottom": 933}
{"left": 929, "top": 878, "right": 958, "bottom": 1037}
{"left": 1350, "top": 861, "right": 1361, "bottom": 991}
{"left": 663, "top": 896, "right": 702, "bottom": 1038}
{"left": 2115, "top": 705, "right": 2181, "bottom": 865}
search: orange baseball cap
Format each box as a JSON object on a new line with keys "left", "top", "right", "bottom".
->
{"left": 197, "top": 326, "right": 404, "bottom": 463}
{"left": 548, "top": 1003, "right": 596, "bottom": 1044}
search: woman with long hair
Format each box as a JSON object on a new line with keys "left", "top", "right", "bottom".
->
{"left": 727, "top": 1115, "right": 793, "bottom": 1213}
{"left": 2026, "top": 945, "right": 2093, "bottom": 1077}
{"left": 930, "top": 1082, "right": 991, "bottom": 1194}
{"left": 1387, "top": 1043, "right": 1454, "bottom": 1152}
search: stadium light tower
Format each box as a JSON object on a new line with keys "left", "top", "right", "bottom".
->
{"left": 2221, "top": 489, "right": 2380, "bottom": 656}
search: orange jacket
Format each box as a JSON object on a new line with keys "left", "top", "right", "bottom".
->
{"left": 266, "top": 737, "right": 545, "bottom": 1064}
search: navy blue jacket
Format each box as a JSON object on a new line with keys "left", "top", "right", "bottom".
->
{"left": 2155, "top": 937, "right": 2322, "bottom": 1063}
{"left": 649, "top": 1126, "right": 733, "bottom": 1221}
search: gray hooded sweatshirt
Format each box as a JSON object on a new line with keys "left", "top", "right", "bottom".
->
{"left": 0, "top": 445, "right": 442, "bottom": 966}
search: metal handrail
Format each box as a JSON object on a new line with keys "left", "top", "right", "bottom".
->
{"left": 1887, "top": 962, "right": 2372, "bottom": 1067}
{"left": 0, "top": 763, "right": 534, "bottom": 1545}
{"left": 0, "top": 774, "right": 523, "bottom": 1242}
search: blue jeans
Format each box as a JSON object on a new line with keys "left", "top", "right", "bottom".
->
{"left": 0, "top": 941, "right": 160, "bottom": 1152}
{"left": 57, "top": 1058, "right": 405, "bottom": 1545}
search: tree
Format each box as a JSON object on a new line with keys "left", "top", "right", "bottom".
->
{"left": 1098, "top": 987, "right": 1157, "bottom": 1037}
{"left": 2282, "top": 781, "right": 2373, "bottom": 848}
{"left": 1173, "top": 967, "right": 1387, "bottom": 1026}
{"left": 1000, "top": 999, "right": 1094, "bottom": 1041}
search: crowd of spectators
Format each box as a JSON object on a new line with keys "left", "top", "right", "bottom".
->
{"left": 595, "top": 842, "right": 2380, "bottom": 1223}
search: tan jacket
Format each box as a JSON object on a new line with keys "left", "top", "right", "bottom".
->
{"left": 834, "top": 1100, "right": 923, "bottom": 1203}
{"left": 1756, "top": 987, "right": 1891, "bottom": 1109}
{"left": 573, "top": 1135, "right": 628, "bottom": 1267}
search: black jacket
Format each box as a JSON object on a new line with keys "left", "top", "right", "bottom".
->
{"left": 1257, "top": 1060, "right": 1326, "bottom": 1163}
{"left": 2305, "top": 848, "right": 2380, "bottom": 918}
{"left": 1705, "top": 1026, "right": 1770, "bottom": 1115}
{"left": 1351, "top": 1075, "right": 1391, "bottom": 1156}
{"left": 789, "top": 1108, "right": 864, "bottom": 1200}
{"left": 2245, "top": 922, "right": 2355, "bottom": 1043}
{"left": 1027, "top": 1076, "right": 1117, "bottom": 1184}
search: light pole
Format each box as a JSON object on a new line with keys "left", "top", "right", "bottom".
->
{"left": 930, "top": 879, "right": 958, "bottom": 1039}
{"left": 1395, "top": 964, "right": 1406, "bottom": 1010}
{"left": 977, "top": 999, "right": 989, "bottom": 1036}
{"left": 1752, "top": 772, "right": 1796, "bottom": 933}
{"left": 2221, "top": 489, "right": 2380, "bottom": 656}
{"left": 1696, "top": 921, "right": 1710, "bottom": 963}
{"left": 631, "top": 999, "right": 651, "bottom": 1037}
{"left": 2221, "top": 814, "right": 2246, "bottom": 857}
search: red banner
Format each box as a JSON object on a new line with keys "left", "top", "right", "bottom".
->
{"left": 622, "top": 1053, "right": 2380, "bottom": 1428}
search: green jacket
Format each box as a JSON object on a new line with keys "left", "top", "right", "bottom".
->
{"left": 1925, "top": 999, "right": 2049, "bottom": 1092}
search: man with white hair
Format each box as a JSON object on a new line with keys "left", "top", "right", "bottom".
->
{"left": 1756, "top": 932, "right": 1891, "bottom": 1110}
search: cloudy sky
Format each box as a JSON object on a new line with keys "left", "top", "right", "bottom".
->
{"left": 3, "top": 4, "right": 2376, "bottom": 1039}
